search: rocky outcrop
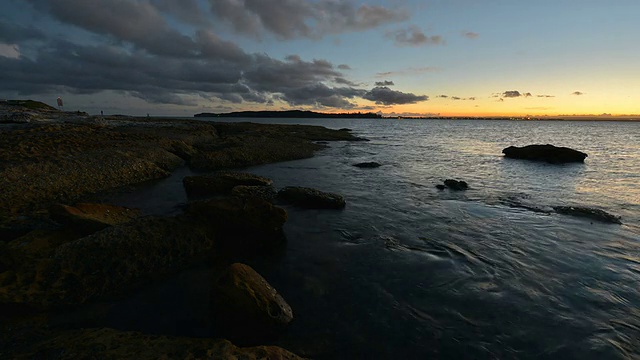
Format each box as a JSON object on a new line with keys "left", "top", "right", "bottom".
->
{"left": 0, "top": 215, "right": 214, "bottom": 308}
{"left": 277, "top": 186, "right": 346, "bottom": 209}
{"left": 183, "top": 172, "right": 273, "bottom": 198}
{"left": 502, "top": 144, "right": 588, "bottom": 163}
{"left": 9, "top": 328, "right": 304, "bottom": 360}
{"left": 553, "top": 206, "right": 622, "bottom": 224}
{"left": 187, "top": 197, "right": 287, "bottom": 252}
{"left": 49, "top": 203, "right": 140, "bottom": 235}
{"left": 212, "top": 263, "right": 293, "bottom": 340}
{"left": 442, "top": 179, "right": 469, "bottom": 191}
{"left": 353, "top": 162, "right": 381, "bottom": 168}
{"left": 231, "top": 185, "right": 277, "bottom": 202}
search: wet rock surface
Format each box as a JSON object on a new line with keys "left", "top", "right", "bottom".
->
{"left": 231, "top": 185, "right": 277, "bottom": 202}
{"left": 277, "top": 186, "right": 347, "bottom": 209}
{"left": 183, "top": 172, "right": 273, "bottom": 198}
{"left": 49, "top": 203, "right": 140, "bottom": 235}
{"left": 353, "top": 161, "right": 381, "bottom": 168}
{"left": 442, "top": 179, "right": 469, "bottom": 191}
{"left": 553, "top": 206, "right": 622, "bottom": 224}
{"left": 502, "top": 144, "right": 588, "bottom": 163}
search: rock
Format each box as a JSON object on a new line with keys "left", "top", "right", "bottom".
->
{"left": 10, "top": 328, "right": 304, "bottom": 360}
{"left": 353, "top": 162, "right": 381, "bottom": 168}
{"left": 231, "top": 185, "right": 277, "bottom": 202}
{"left": 183, "top": 172, "right": 273, "bottom": 198}
{"left": 0, "top": 215, "right": 214, "bottom": 308}
{"left": 553, "top": 206, "right": 622, "bottom": 224}
{"left": 435, "top": 184, "right": 446, "bottom": 190}
{"left": 187, "top": 196, "right": 287, "bottom": 252}
{"left": 339, "top": 128, "right": 352, "bottom": 131}
{"left": 7, "top": 228, "right": 84, "bottom": 261}
{"left": 443, "top": 179, "right": 469, "bottom": 191}
{"left": 502, "top": 144, "right": 588, "bottom": 163}
{"left": 277, "top": 186, "right": 346, "bottom": 209}
{"left": 212, "top": 263, "right": 293, "bottom": 339}
{"left": 49, "top": 203, "right": 141, "bottom": 235}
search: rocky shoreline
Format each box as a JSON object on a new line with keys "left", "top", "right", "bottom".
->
{"left": 0, "top": 102, "right": 365, "bottom": 358}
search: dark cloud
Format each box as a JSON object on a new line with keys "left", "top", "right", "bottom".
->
{"left": 437, "top": 95, "right": 448, "bottom": 98}
{"left": 375, "top": 80, "right": 395, "bottom": 86}
{"left": 537, "top": 94, "right": 555, "bottom": 98}
{"left": 337, "top": 64, "right": 351, "bottom": 70}
{"left": 386, "top": 25, "right": 443, "bottom": 47}
{"left": 503, "top": 90, "right": 523, "bottom": 98}
{"left": 438, "top": 95, "right": 476, "bottom": 101}
{"left": 0, "top": 21, "right": 45, "bottom": 42}
{"left": 209, "top": 0, "right": 408, "bottom": 40}
{"left": 151, "top": 0, "right": 211, "bottom": 26}
{"left": 363, "top": 86, "right": 428, "bottom": 105}
{"left": 463, "top": 31, "right": 479, "bottom": 39}
{"left": 572, "top": 91, "right": 584, "bottom": 96}
{"left": 451, "top": 96, "right": 461, "bottom": 100}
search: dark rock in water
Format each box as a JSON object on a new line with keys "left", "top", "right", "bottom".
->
{"left": 353, "top": 161, "right": 381, "bottom": 168}
{"left": 183, "top": 172, "right": 273, "bottom": 198}
{"left": 231, "top": 185, "right": 277, "bottom": 202}
{"left": 49, "top": 203, "right": 140, "bottom": 235}
{"left": 435, "top": 184, "right": 446, "bottom": 190}
{"left": 211, "top": 263, "right": 293, "bottom": 340}
{"left": 502, "top": 144, "right": 588, "bottom": 163}
{"left": 553, "top": 206, "right": 622, "bottom": 224}
{"left": 277, "top": 186, "right": 346, "bottom": 209}
{"left": 339, "top": 128, "right": 352, "bottom": 131}
{"left": 10, "top": 328, "right": 304, "bottom": 359}
{"left": 187, "top": 196, "right": 287, "bottom": 251}
{"left": 443, "top": 179, "right": 469, "bottom": 191}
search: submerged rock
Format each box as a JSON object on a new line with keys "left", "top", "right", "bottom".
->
{"left": 502, "top": 144, "right": 588, "bottom": 163}
{"left": 183, "top": 172, "right": 273, "bottom": 198}
{"left": 443, "top": 179, "right": 469, "bottom": 191}
{"left": 353, "top": 162, "right": 381, "bottom": 168}
{"left": 277, "top": 186, "right": 346, "bottom": 209}
{"left": 211, "top": 263, "right": 293, "bottom": 340}
{"left": 10, "top": 328, "right": 304, "bottom": 360}
{"left": 435, "top": 184, "right": 446, "bottom": 190}
{"left": 49, "top": 203, "right": 140, "bottom": 235}
{"left": 553, "top": 206, "right": 622, "bottom": 224}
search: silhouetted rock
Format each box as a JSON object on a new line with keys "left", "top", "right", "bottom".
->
{"left": 277, "top": 186, "right": 346, "bottom": 209}
{"left": 435, "top": 184, "right": 446, "bottom": 190}
{"left": 353, "top": 162, "right": 381, "bottom": 168}
{"left": 183, "top": 172, "right": 273, "bottom": 198}
{"left": 443, "top": 179, "right": 469, "bottom": 191}
{"left": 339, "top": 128, "right": 352, "bottom": 131}
{"left": 502, "top": 144, "right": 588, "bottom": 163}
{"left": 49, "top": 203, "right": 140, "bottom": 235}
{"left": 211, "top": 263, "right": 293, "bottom": 340}
{"left": 553, "top": 206, "right": 622, "bottom": 224}
{"left": 231, "top": 185, "right": 277, "bottom": 202}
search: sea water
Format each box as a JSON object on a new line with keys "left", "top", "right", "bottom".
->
{"left": 105, "top": 118, "right": 640, "bottom": 359}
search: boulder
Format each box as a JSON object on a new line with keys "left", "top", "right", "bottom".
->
{"left": 231, "top": 185, "right": 277, "bottom": 202}
{"left": 187, "top": 196, "right": 287, "bottom": 252}
{"left": 277, "top": 186, "right": 346, "bottom": 209}
{"left": 183, "top": 172, "right": 273, "bottom": 198}
{"left": 212, "top": 263, "right": 293, "bottom": 339}
{"left": 553, "top": 206, "right": 622, "bottom": 224}
{"left": 10, "top": 328, "right": 304, "bottom": 360}
{"left": 443, "top": 179, "right": 468, "bottom": 191}
{"left": 502, "top": 144, "right": 588, "bottom": 163}
{"left": 435, "top": 184, "right": 446, "bottom": 190}
{"left": 49, "top": 203, "right": 140, "bottom": 235}
{"left": 353, "top": 162, "right": 381, "bottom": 168}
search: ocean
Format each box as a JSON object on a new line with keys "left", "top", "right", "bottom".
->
{"left": 105, "top": 118, "right": 640, "bottom": 359}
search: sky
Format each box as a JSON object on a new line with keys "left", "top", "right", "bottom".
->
{"left": 1, "top": 0, "right": 639, "bottom": 117}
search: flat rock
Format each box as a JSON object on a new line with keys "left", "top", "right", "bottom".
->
{"left": 183, "top": 172, "right": 273, "bottom": 198}
{"left": 277, "top": 186, "right": 346, "bottom": 209}
{"left": 353, "top": 162, "right": 381, "bottom": 168}
{"left": 553, "top": 206, "right": 622, "bottom": 224}
{"left": 231, "top": 185, "right": 277, "bottom": 202}
{"left": 212, "top": 263, "right": 293, "bottom": 339}
{"left": 49, "top": 203, "right": 141, "bottom": 235}
{"left": 503, "top": 144, "right": 588, "bottom": 163}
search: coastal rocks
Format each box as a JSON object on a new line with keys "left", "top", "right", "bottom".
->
{"left": 277, "top": 186, "right": 346, "bottom": 209}
{"left": 49, "top": 203, "right": 140, "bottom": 235}
{"left": 231, "top": 185, "right": 277, "bottom": 202}
{"left": 553, "top": 206, "right": 622, "bottom": 224}
{"left": 10, "top": 328, "right": 304, "bottom": 360}
{"left": 502, "top": 144, "right": 588, "bottom": 163}
{"left": 187, "top": 197, "right": 287, "bottom": 252}
{"left": 212, "top": 263, "right": 293, "bottom": 339}
{"left": 437, "top": 179, "right": 469, "bottom": 191}
{"left": 0, "top": 215, "right": 214, "bottom": 308}
{"left": 183, "top": 172, "right": 273, "bottom": 198}
{"left": 353, "top": 161, "right": 381, "bottom": 168}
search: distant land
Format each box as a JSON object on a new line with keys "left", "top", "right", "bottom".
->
{"left": 194, "top": 110, "right": 383, "bottom": 119}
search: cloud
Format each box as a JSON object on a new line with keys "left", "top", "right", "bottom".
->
{"left": 375, "top": 80, "right": 395, "bottom": 86}
{"left": 437, "top": 95, "right": 448, "bottom": 98}
{"left": 337, "top": 64, "right": 351, "bottom": 70}
{"left": 0, "top": 21, "right": 45, "bottom": 43}
{"left": 537, "top": 94, "right": 555, "bottom": 98}
{"left": 151, "top": 0, "right": 210, "bottom": 26}
{"left": 462, "top": 31, "right": 479, "bottom": 39}
{"left": 503, "top": 90, "right": 523, "bottom": 98}
{"left": 376, "top": 66, "right": 441, "bottom": 77}
{"left": 363, "top": 86, "right": 428, "bottom": 105}
{"left": 437, "top": 94, "right": 476, "bottom": 101}
{"left": 572, "top": 91, "right": 584, "bottom": 96}
{"left": 0, "top": 43, "right": 21, "bottom": 59}
{"left": 209, "top": 0, "right": 409, "bottom": 40}
{"left": 386, "top": 25, "right": 443, "bottom": 47}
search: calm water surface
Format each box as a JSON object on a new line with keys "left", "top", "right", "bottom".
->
{"left": 107, "top": 119, "right": 640, "bottom": 359}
